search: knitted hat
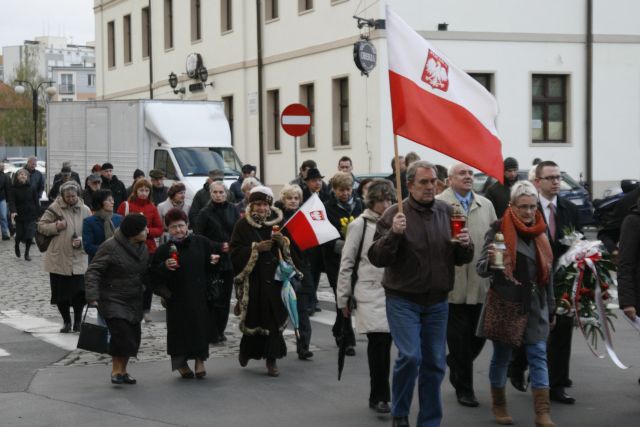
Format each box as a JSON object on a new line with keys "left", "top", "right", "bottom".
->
{"left": 504, "top": 157, "right": 519, "bottom": 171}
{"left": 101, "top": 162, "right": 114, "bottom": 171}
{"left": 60, "top": 181, "right": 80, "bottom": 195}
{"left": 88, "top": 173, "right": 102, "bottom": 183}
{"left": 249, "top": 186, "right": 274, "bottom": 205}
{"left": 133, "top": 169, "right": 145, "bottom": 180}
{"left": 120, "top": 214, "right": 148, "bottom": 238}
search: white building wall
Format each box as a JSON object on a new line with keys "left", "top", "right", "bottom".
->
{"left": 94, "top": 0, "right": 640, "bottom": 194}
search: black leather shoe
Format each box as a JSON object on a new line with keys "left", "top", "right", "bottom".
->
{"left": 371, "top": 401, "right": 391, "bottom": 413}
{"left": 564, "top": 378, "right": 573, "bottom": 388}
{"left": 238, "top": 352, "right": 249, "bottom": 367}
{"left": 111, "top": 374, "right": 124, "bottom": 385}
{"left": 59, "top": 323, "right": 71, "bottom": 333}
{"left": 121, "top": 373, "right": 137, "bottom": 384}
{"left": 550, "top": 388, "right": 576, "bottom": 404}
{"left": 509, "top": 371, "right": 527, "bottom": 392}
{"left": 2, "top": 235, "right": 10, "bottom": 241}
{"left": 72, "top": 323, "right": 81, "bottom": 333}
{"left": 345, "top": 346, "right": 356, "bottom": 356}
{"left": 456, "top": 392, "right": 480, "bottom": 408}
{"left": 14, "top": 244, "right": 20, "bottom": 258}
{"left": 298, "top": 349, "right": 314, "bottom": 360}
{"left": 392, "top": 416, "right": 410, "bottom": 427}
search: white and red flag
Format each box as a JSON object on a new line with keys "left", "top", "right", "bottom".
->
{"left": 386, "top": 7, "right": 504, "bottom": 181}
{"left": 283, "top": 193, "right": 340, "bottom": 251}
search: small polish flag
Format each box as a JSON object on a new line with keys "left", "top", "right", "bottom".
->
{"left": 283, "top": 193, "right": 340, "bottom": 251}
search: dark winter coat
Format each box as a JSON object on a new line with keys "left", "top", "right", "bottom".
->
{"left": 53, "top": 171, "right": 81, "bottom": 187}
{"left": 0, "top": 171, "right": 10, "bottom": 201}
{"left": 82, "top": 187, "right": 98, "bottom": 207}
{"left": 485, "top": 181, "right": 514, "bottom": 218}
{"left": 617, "top": 201, "right": 640, "bottom": 313}
{"left": 598, "top": 187, "right": 640, "bottom": 253}
{"left": 194, "top": 201, "right": 240, "bottom": 271}
{"left": 188, "top": 181, "right": 211, "bottom": 226}
{"left": 230, "top": 177, "right": 244, "bottom": 201}
{"left": 28, "top": 169, "right": 45, "bottom": 196}
{"left": 8, "top": 181, "right": 40, "bottom": 222}
{"left": 476, "top": 221, "right": 555, "bottom": 344}
{"left": 101, "top": 175, "right": 127, "bottom": 210}
{"left": 368, "top": 197, "right": 474, "bottom": 306}
{"left": 151, "top": 235, "right": 216, "bottom": 358}
{"left": 151, "top": 185, "right": 169, "bottom": 206}
{"left": 84, "top": 230, "right": 150, "bottom": 323}
{"left": 82, "top": 213, "right": 123, "bottom": 261}
{"left": 321, "top": 194, "right": 364, "bottom": 288}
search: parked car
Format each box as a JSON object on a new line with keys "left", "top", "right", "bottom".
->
{"left": 474, "top": 170, "right": 595, "bottom": 226}
{"left": 593, "top": 179, "right": 640, "bottom": 224}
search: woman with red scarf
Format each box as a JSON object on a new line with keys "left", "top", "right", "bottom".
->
{"left": 476, "top": 180, "right": 556, "bottom": 427}
{"left": 117, "top": 179, "right": 163, "bottom": 322}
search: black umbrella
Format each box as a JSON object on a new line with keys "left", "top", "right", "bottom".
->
{"left": 337, "top": 311, "right": 351, "bottom": 381}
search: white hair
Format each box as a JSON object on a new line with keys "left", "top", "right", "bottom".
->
{"left": 447, "top": 163, "right": 472, "bottom": 177}
{"left": 241, "top": 177, "right": 260, "bottom": 192}
{"left": 510, "top": 180, "right": 538, "bottom": 203}
{"left": 527, "top": 166, "right": 537, "bottom": 182}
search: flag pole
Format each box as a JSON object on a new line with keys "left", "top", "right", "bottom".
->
{"left": 393, "top": 134, "right": 403, "bottom": 214}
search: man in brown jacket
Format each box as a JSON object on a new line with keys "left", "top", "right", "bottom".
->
{"left": 369, "top": 160, "right": 474, "bottom": 427}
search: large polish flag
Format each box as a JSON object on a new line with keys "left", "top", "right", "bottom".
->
{"left": 283, "top": 193, "right": 340, "bottom": 251}
{"left": 386, "top": 7, "right": 504, "bottom": 181}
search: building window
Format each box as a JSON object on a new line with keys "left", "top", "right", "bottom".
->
{"left": 142, "top": 6, "right": 150, "bottom": 58}
{"left": 532, "top": 74, "right": 567, "bottom": 142}
{"left": 266, "top": 0, "right": 279, "bottom": 20}
{"left": 60, "top": 74, "right": 74, "bottom": 95}
{"left": 191, "top": 0, "right": 202, "bottom": 41}
{"left": 123, "top": 14, "right": 132, "bottom": 63}
{"left": 88, "top": 74, "right": 95, "bottom": 87}
{"left": 300, "top": 83, "right": 315, "bottom": 149}
{"left": 299, "top": 0, "right": 313, "bottom": 12}
{"left": 107, "top": 21, "right": 116, "bottom": 68}
{"left": 223, "top": 96, "right": 234, "bottom": 146}
{"left": 267, "top": 90, "right": 280, "bottom": 151}
{"left": 469, "top": 73, "right": 493, "bottom": 93}
{"left": 164, "top": 0, "right": 173, "bottom": 49}
{"left": 221, "top": 0, "right": 232, "bottom": 32}
{"left": 333, "top": 77, "right": 349, "bottom": 146}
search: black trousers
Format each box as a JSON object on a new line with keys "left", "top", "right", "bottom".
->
{"left": 297, "top": 293, "right": 312, "bottom": 351}
{"left": 211, "top": 270, "right": 234, "bottom": 338}
{"left": 548, "top": 315, "right": 573, "bottom": 389}
{"left": 367, "top": 332, "right": 392, "bottom": 404}
{"left": 446, "top": 303, "right": 486, "bottom": 395}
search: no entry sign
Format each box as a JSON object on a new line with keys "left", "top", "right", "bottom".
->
{"left": 281, "top": 103, "right": 311, "bottom": 137}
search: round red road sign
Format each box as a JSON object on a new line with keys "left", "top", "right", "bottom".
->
{"left": 280, "top": 103, "right": 311, "bottom": 137}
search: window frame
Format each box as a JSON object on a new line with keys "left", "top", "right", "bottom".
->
{"left": 468, "top": 72, "right": 493, "bottom": 94}
{"left": 222, "top": 95, "right": 234, "bottom": 146}
{"left": 299, "top": 0, "right": 314, "bottom": 13}
{"left": 141, "top": 6, "right": 150, "bottom": 58}
{"left": 299, "top": 83, "right": 315, "bottom": 149}
{"left": 221, "top": 0, "right": 233, "bottom": 33}
{"left": 191, "top": 0, "right": 202, "bottom": 42}
{"left": 332, "top": 77, "right": 350, "bottom": 147}
{"left": 164, "top": 0, "right": 174, "bottom": 50}
{"left": 266, "top": 0, "right": 279, "bottom": 21}
{"left": 267, "top": 89, "right": 281, "bottom": 152}
{"left": 107, "top": 20, "right": 116, "bottom": 68}
{"left": 123, "top": 14, "right": 132, "bottom": 64}
{"left": 531, "top": 74, "right": 568, "bottom": 143}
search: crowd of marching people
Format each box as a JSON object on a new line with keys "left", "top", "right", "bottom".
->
{"left": 2, "top": 152, "right": 640, "bottom": 427}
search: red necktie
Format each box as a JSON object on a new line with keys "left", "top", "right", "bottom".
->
{"left": 548, "top": 203, "right": 557, "bottom": 241}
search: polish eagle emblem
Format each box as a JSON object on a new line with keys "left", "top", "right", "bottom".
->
{"left": 421, "top": 50, "right": 449, "bottom": 92}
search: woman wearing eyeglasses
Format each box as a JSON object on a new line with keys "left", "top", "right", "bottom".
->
{"left": 476, "top": 180, "right": 556, "bottom": 427}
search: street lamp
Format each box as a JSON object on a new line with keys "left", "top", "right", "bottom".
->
{"left": 168, "top": 72, "right": 185, "bottom": 95}
{"left": 14, "top": 80, "right": 57, "bottom": 157}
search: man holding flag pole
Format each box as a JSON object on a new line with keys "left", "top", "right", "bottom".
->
{"left": 371, "top": 6, "right": 504, "bottom": 427}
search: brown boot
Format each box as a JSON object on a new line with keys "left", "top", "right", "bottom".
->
{"left": 532, "top": 388, "right": 556, "bottom": 427}
{"left": 490, "top": 387, "right": 513, "bottom": 425}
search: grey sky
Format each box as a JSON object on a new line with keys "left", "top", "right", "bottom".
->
{"left": 0, "top": 0, "right": 94, "bottom": 48}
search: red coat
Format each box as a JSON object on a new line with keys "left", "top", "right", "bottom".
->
{"left": 117, "top": 197, "right": 163, "bottom": 254}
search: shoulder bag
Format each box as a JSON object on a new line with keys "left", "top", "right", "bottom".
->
{"left": 35, "top": 208, "right": 63, "bottom": 252}
{"left": 348, "top": 217, "right": 368, "bottom": 310}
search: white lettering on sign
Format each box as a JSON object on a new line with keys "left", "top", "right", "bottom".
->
{"left": 361, "top": 52, "right": 375, "bottom": 62}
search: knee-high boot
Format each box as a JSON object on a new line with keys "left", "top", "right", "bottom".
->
{"left": 24, "top": 241, "right": 32, "bottom": 261}
{"left": 532, "top": 388, "right": 556, "bottom": 427}
{"left": 491, "top": 387, "right": 513, "bottom": 425}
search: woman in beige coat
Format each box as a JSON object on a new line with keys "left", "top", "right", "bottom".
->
{"left": 37, "top": 181, "right": 91, "bottom": 333}
{"left": 337, "top": 179, "right": 395, "bottom": 414}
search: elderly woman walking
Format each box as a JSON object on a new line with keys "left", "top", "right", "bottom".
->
{"left": 157, "top": 182, "right": 191, "bottom": 241}
{"left": 476, "top": 180, "right": 556, "bottom": 427}
{"left": 231, "top": 186, "right": 299, "bottom": 377}
{"left": 117, "top": 179, "right": 163, "bottom": 322}
{"left": 195, "top": 180, "right": 240, "bottom": 343}
{"left": 37, "top": 181, "right": 92, "bottom": 332}
{"left": 337, "top": 180, "right": 395, "bottom": 414}
{"left": 151, "top": 208, "right": 221, "bottom": 378}
{"left": 83, "top": 190, "right": 123, "bottom": 262}
{"left": 8, "top": 169, "right": 40, "bottom": 261}
{"left": 85, "top": 214, "right": 149, "bottom": 384}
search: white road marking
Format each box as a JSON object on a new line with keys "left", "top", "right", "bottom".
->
{"left": 0, "top": 310, "right": 78, "bottom": 351}
{"left": 0, "top": 348, "right": 10, "bottom": 357}
{"left": 317, "top": 291, "right": 335, "bottom": 303}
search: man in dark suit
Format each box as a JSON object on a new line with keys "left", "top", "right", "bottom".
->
{"left": 510, "top": 160, "right": 580, "bottom": 404}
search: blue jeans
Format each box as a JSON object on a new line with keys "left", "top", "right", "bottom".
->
{"left": 490, "top": 340, "right": 549, "bottom": 389}
{"left": 386, "top": 297, "right": 448, "bottom": 427}
{"left": 0, "top": 199, "right": 8, "bottom": 236}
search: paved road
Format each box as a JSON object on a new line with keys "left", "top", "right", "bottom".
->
{"left": 2, "top": 238, "right": 640, "bottom": 426}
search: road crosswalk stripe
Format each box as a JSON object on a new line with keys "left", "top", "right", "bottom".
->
{"left": 0, "top": 310, "right": 78, "bottom": 351}
{"left": 0, "top": 348, "right": 10, "bottom": 357}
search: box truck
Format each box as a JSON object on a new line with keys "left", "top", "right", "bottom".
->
{"left": 46, "top": 99, "right": 242, "bottom": 203}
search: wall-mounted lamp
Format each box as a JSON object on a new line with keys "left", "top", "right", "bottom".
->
{"left": 437, "top": 22, "right": 449, "bottom": 31}
{"left": 197, "top": 66, "right": 214, "bottom": 88}
{"left": 168, "top": 72, "right": 186, "bottom": 95}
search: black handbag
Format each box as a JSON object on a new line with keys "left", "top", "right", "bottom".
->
{"left": 77, "top": 306, "right": 110, "bottom": 354}
{"left": 35, "top": 208, "right": 63, "bottom": 252}
{"left": 206, "top": 271, "right": 225, "bottom": 302}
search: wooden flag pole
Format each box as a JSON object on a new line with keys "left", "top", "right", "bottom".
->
{"left": 393, "top": 134, "right": 404, "bottom": 214}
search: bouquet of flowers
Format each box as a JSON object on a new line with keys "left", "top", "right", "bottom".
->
{"left": 339, "top": 216, "right": 355, "bottom": 237}
{"left": 553, "top": 229, "right": 627, "bottom": 368}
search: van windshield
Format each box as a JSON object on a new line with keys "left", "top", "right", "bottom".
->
{"left": 172, "top": 147, "right": 242, "bottom": 177}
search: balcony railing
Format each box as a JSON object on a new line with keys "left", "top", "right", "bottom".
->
{"left": 58, "top": 84, "right": 75, "bottom": 95}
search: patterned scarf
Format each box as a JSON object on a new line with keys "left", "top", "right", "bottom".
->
{"left": 94, "top": 209, "right": 115, "bottom": 240}
{"left": 501, "top": 207, "right": 553, "bottom": 287}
